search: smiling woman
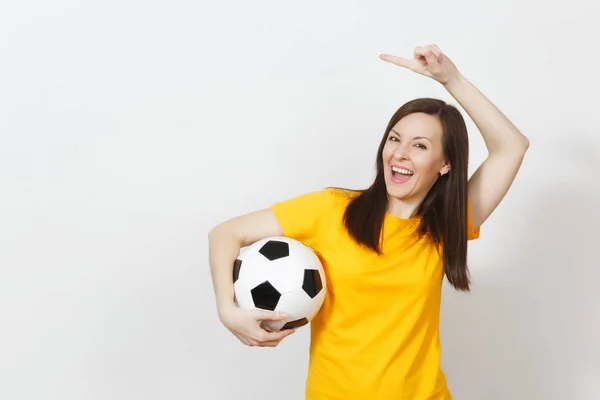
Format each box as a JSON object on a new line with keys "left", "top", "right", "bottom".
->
{"left": 341, "top": 97, "right": 471, "bottom": 291}
{"left": 208, "top": 44, "right": 530, "bottom": 400}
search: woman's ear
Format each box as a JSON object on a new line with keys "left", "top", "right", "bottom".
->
{"left": 439, "top": 164, "right": 451, "bottom": 176}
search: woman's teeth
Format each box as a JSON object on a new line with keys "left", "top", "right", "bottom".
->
{"left": 392, "top": 166, "right": 414, "bottom": 175}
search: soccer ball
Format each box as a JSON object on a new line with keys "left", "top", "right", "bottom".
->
{"left": 233, "top": 236, "right": 326, "bottom": 332}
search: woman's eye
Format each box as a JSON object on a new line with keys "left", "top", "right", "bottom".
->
{"left": 389, "top": 136, "right": 399, "bottom": 142}
{"left": 415, "top": 143, "right": 427, "bottom": 149}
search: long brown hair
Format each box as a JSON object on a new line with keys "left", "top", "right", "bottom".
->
{"left": 339, "top": 98, "right": 471, "bottom": 291}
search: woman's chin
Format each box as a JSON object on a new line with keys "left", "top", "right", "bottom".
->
{"left": 385, "top": 180, "right": 413, "bottom": 199}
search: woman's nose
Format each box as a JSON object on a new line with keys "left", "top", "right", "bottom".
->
{"left": 393, "top": 143, "right": 409, "bottom": 160}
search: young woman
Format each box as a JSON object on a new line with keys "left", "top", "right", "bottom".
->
{"left": 208, "top": 44, "right": 530, "bottom": 399}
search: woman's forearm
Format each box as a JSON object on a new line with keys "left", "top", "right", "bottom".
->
{"left": 443, "top": 73, "right": 530, "bottom": 154}
{"left": 208, "top": 225, "right": 240, "bottom": 315}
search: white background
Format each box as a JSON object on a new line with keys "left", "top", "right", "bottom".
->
{"left": 1, "top": 0, "right": 598, "bottom": 399}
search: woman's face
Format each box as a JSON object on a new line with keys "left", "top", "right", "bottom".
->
{"left": 382, "top": 112, "right": 450, "bottom": 207}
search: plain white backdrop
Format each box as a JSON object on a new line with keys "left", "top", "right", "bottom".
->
{"left": 1, "top": 0, "right": 598, "bottom": 399}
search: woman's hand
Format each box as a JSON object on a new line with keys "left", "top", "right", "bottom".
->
{"left": 379, "top": 44, "right": 460, "bottom": 85}
{"left": 218, "top": 304, "right": 295, "bottom": 347}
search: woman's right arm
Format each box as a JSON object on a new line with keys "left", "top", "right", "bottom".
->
{"left": 208, "top": 208, "right": 295, "bottom": 347}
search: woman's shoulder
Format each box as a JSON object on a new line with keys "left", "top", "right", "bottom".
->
{"left": 324, "top": 186, "right": 362, "bottom": 200}
{"left": 278, "top": 187, "right": 361, "bottom": 213}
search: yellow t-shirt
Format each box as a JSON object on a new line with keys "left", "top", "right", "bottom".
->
{"left": 271, "top": 188, "right": 480, "bottom": 400}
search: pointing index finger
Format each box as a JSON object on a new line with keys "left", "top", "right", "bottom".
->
{"left": 379, "top": 53, "right": 412, "bottom": 68}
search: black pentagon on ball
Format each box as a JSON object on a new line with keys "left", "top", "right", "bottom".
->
{"left": 281, "top": 318, "right": 309, "bottom": 330}
{"left": 302, "top": 269, "right": 323, "bottom": 298}
{"left": 258, "top": 240, "right": 289, "bottom": 261}
{"left": 232, "top": 259, "right": 242, "bottom": 283}
{"left": 251, "top": 281, "right": 281, "bottom": 311}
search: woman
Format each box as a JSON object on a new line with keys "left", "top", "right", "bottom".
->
{"left": 208, "top": 44, "right": 530, "bottom": 399}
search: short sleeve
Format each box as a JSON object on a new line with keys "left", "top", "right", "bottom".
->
{"left": 270, "top": 189, "right": 332, "bottom": 244}
{"left": 467, "top": 199, "right": 480, "bottom": 241}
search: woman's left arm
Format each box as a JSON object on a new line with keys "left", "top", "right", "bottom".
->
{"left": 380, "top": 44, "right": 530, "bottom": 230}
{"left": 443, "top": 73, "right": 530, "bottom": 230}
